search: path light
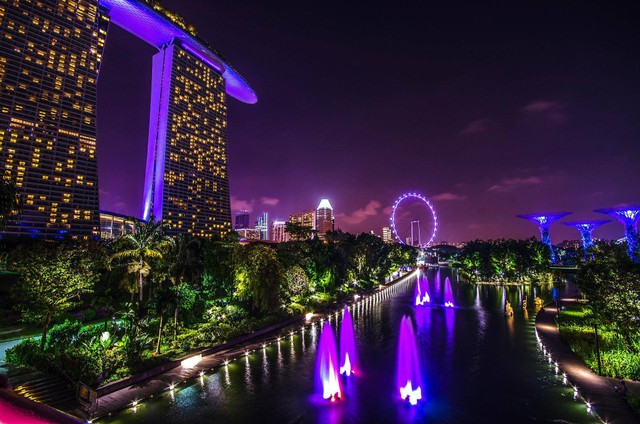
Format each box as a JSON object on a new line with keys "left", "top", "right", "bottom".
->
{"left": 563, "top": 373, "right": 567, "bottom": 385}
{"left": 169, "top": 384, "right": 175, "bottom": 391}
{"left": 306, "top": 312, "right": 314, "bottom": 321}
{"left": 224, "top": 360, "right": 229, "bottom": 366}
{"left": 181, "top": 354, "right": 202, "bottom": 369}
{"left": 586, "top": 402, "right": 592, "bottom": 413}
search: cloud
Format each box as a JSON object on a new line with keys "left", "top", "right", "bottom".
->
{"left": 460, "top": 119, "right": 490, "bottom": 135}
{"left": 432, "top": 192, "right": 466, "bottom": 201}
{"left": 488, "top": 176, "right": 543, "bottom": 193}
{"left": 336, "top": 200, "right": 382, "bottom": 225}
{"left": 260, "top": 196, "right": 280, "bottom": 206}
{"left": 230, "top": 196, "right": 255, "bottom": 212}
{"left": 521, "top": 100, "right": 566, "bottom": 123}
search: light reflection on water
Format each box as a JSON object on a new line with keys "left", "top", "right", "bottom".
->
{"left": 103, "top": 269, "right": 597, "bottom": 424}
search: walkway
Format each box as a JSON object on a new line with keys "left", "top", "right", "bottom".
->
{"left": 535, "top": 302, "right": 639, "bottom": 424}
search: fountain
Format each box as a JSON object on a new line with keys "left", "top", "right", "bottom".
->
{"left": 414, "top": 274, "right": 430, "bottom": 306}
{"left": 339, "top": 306, "right": 358, "bottom": 376}
{"left": 443, "top": 277, "right": 455, "bottom": 307}
{"left": 316, "top": 321, "right": 342, "bottom": 401}
{"left": 396, "top": 316, "right": 423, "bottom": 405}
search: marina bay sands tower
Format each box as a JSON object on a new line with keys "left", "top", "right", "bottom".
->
{"left": 0, "top": 0, "right": 256, "bottom": 238}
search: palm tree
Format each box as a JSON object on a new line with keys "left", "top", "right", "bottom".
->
{"left": 166, "top": 235, "right": 202, "bottom": 343}
{"left": 110, "top": 218, "right": 173, "bottom": 302}
{"left": 0, "top": 176, "right": 20, "bottom": 229}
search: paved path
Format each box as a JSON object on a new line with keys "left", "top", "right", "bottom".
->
{"left": 535, "top": 302, "right": 639, "bottom": 424}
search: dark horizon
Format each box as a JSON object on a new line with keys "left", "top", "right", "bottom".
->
{"left": 97, "top": 1, "right": 640, "bottom": 243}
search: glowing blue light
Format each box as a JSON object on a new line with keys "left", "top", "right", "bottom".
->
{"left": 594, "top": 207, "right": 640, "bottom": 261}
{"left": 517, "top": 212, "right": 572, "bottom": 264}
{"left": 563, "top": 220, "right": 609, "bottom": 260}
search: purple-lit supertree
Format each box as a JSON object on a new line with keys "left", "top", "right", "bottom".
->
{"left": 517, "top": 212, "right": 572, "bottom": 264}
{"left": 562, "top": 220, "right": 610, "bottom": 260}
{"left": 594, "top": 206, "right": 640, "bottom": 260}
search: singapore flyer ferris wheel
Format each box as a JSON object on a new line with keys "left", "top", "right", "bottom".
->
{"left": 390, "top": 192, "right": 438, "bottom": 247}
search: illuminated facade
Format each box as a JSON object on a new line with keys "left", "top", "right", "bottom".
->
{"left": 255, "top": 211, "right": 268, "bottom": 240}
{"left": 0, "top": 0, "right": 109, "bottom": 238}
{"left": 316, "top": 198, "right": 334, "bottom": 240}
{"left": 100, "top": 210, "right": 134, "bottom": 239}
{"left": 0, "top": 0, "right": 256, "bottom": 238}
{"left": 382, "top": 226, "right": 393, "bottom": 243}
{"left": 234, "top": 210, "right": 250, "bottom": 229}
{"left": 142, "top": 41, "right": 231, "bottom": 237}
{"left": 289, "top": 210, "right": 316, "bottom": 229}
{"left": 272, "top": 220, "right": 288, "bottom": 242}
{"left": 517, "top": 212, "right": 572, "bottom": 264}
{"left": 236, "top": 227, "right": 259, "bottom": 241}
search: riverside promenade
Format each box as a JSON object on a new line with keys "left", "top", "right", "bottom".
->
{"left": 535, "top": 302, "right": 639, "bottom": 424}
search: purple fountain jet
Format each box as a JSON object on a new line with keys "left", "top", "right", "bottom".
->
{"left": 396, "top": 316, "right": 423, "bottom": 405}
{"left": 316, "top": 322, "right": 342, "bottom": 401}
{"left": 339, "top": 307, "right": 358, "bottom": 376}
{"left": 443, "top": 277, "right": 455, "bottom": 307}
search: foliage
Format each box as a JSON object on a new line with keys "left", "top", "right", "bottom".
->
{"left": 576, "top": 241, "right": 640, "bottom": 351}
{"left": 452, "top": 238, "right": 552, "bottom": 283}
{"left": 0, "top": 176, "right": 20, "bottom": 229}
{"left": 8, "top": 242, "right": 102, "bottom": 349}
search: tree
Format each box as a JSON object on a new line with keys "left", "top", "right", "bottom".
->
{"left": 0, "top": 177, "right": 20, "bottom": 229}
{"left": 9, "top": 243, "right": 102, "bottom": 350}
{"left": 284, "top": 222, "right": 313, "bottom": 241}
{"left": 110, "top": 218, "right": 173, "bottom": 302}
{"left": 234, "top": 244, "right": 285, "bottom": 314}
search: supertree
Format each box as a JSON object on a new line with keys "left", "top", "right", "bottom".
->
{"left": 563, "top": 220, "right": 609, "bottom": 260}
{"left": 517, "top": 212, "right": 572, "bottom": 264}
{"left": 594, "top": 206, "right": 640, "bottom": 260}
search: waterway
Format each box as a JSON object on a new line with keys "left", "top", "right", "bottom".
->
{"left": 102, "top": 268, "right": 597, "bottom": 423}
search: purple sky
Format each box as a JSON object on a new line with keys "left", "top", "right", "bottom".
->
{"left": 97, "top": 1, "right": 640, "bottom": 243}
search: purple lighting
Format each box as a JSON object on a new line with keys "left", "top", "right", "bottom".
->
{"left": 414, "top": 274, "right": 430, "bottom": 306}
{"left": 396, "top": 316, "right": 423, "bottom": 406}
{"left": 390, "top": 192, "right": 438, "bottom": 247}
{"left": 339, "top": 307, "right": 358, "bottom": 377}
{"left": 98, "top": 0, "right": 257, "bottom": 104}
{"left": 316, "top": 322, "right": 342, "bottom": 402}
{"left": 443, "top": 277, "right": 455, "bottom": 307}
{"left": 517, "top": 212, "right": 572, "bottom": 264}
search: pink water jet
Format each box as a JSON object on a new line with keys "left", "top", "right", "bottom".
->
{"left": 396, "top": 316, "right": 423, "bottom": 405}
{"left": 414, "top": 274, "right": 430, "bottom": 306}
{"left": 339, "top": 306, "right": 358, "bottom": 376}
{"left": 443, "top": 277, "right": 455, "bottom": 307}
{"left": 315, "top": 321, "right": 342, "bottom": 401}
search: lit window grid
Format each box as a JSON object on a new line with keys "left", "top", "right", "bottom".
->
{"left": 0, "top": 0, "right": 108, "bottom": 238}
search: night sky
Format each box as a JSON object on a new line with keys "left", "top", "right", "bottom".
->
{"left": 97, "top": 1, "right": 640, "bottom": 243}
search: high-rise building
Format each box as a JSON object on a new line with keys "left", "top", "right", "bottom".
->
{"left": 255, "top": 211, "right": 268, "bottom": 240}
{"left": 272, "top": 220, "right": 288, "bottom": 243}
{"left": 316, "top": 199, "right": 334, "bottom": 240}
{"left": 382, "top": 226, "right": 393, "bottom": 243}
{"left": 289, "top": 210, "right": 316, "bottom": 230}
{"left": 0, "top": 0, "right": 256, "bottom": 239}
{"left": 234, "top": 210, "right": 250, "bottom": 229}
{"left": 0, "top": 0, "right": 109, "bottom": 238}
{"left": 236, "top": 227, "right": 260, "bottom": 241}
{"left": 142, "top": 40, "right": 231, "bottom": 237}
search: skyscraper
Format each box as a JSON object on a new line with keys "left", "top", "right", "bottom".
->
{"left": 382, "top": 226, "right": 393, "bottom": 243}
{"left": 234, "top": 210, "right": 250, "bottom": 230}
{"left": 255, "top": 211, "right": 269, "bottom": 240}
{"left": 143, "top": 40, "right": 231, "bottom": 237}
{"left": 289, "top": 210, "right": 316, "bottom": 230}
{"left": 0, "top": 0, "right": 109, "bottom": 237}
{"left": 316, "top": 199, "right": 334, "bottom": 240}
{"left": 0, "top": 0, "right": 256, "bottom": 239}
{"left": 272, "top": 220, "right": 288, "bottom": 242}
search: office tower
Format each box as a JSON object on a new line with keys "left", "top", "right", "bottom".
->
{"left": 235, "top": 210, "right": 250, "bottom": 229}
{"left": 316, "top": 198, "right": 334, "bottom": 240}
{"left": 236, "top": 227, "right": 260, "bottom": 241}
{"left": 289, "top": 210, "right": 316, "bottom": 230}
{"left": 0, "top": 0, "right": 109, "bottom": 237}
{"left": 255, "top": 211, "right": 268, "bottom": 240}
{"left": 382, "top": 226, "right": 393, "bottom": 243}
{"left": 272, "top": 220, "right": 288, "bottom": 242}
{"left": 142, "top": 40, "right": 231, "bottom": 237}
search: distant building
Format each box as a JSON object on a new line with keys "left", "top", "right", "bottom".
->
{"left": 382, "top": 226, "right": 393, "bottom": 243}
{"left": 289, "top": 210, "right": 316, "bottom": 229}
{"left": 272, "top": 220, "right": 288, "bottom": 243}
{"left": 236, "top": 228, "right": 260, "bottom": 241}
{"left": 235, "top": 210, "right": 250, "bottom": 229}
{"left": 316, "top": 199, "right": 334, "bottom": 240}
{"left": 256, "top": 212, "right": 269, "bottom": 240}
{"left": 100, "top": 211, "right": 135, "bottom": 240}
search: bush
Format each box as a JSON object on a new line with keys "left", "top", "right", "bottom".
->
{"left": 5, "top": 339, "right": 46, "bottom": 369}
{"left": 47, "top": 320, "right": 82, "bottom": 351}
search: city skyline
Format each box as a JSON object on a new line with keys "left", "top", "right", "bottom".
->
{"left": 97, "top": 1, "right": 640, "bottom": 243}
